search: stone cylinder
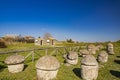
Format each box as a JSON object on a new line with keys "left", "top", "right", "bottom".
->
{"left": 5, "top": 54, "right": 25, "bottom": 73}
{"left": 36, "top": 55, "right": 60, "bottom": 80}
{"left": 107, "top": 43, "right": 114, "bottom": 54}
{"left": 97, "top": 51, "right": 108, "bottom": 63}
{"left": 87, "top": 44, "right": 96, "bottom": 54}
{"left": 81, "top": 55, "right": 98, "bottom": 80}
{"left": 65, "top": 51, "right": 78, "bottom": 65}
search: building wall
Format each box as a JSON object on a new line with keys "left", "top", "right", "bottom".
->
{"left": 35, "top": 39, "right": 56, "bottom": 46}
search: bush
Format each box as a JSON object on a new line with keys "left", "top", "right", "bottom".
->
{"left": 0, "top": 40, "right": 7, "bottom": 48}
{"left": 66, "top": 38, "right": 74, "bottom": 43}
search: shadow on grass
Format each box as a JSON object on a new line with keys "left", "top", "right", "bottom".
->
{"left": 110, "top": 70, "right": 120, "bottom": 78}
{"left": 23, "top": 64, "right": 28, "bottom": 71}
{"left": 114, "top": 60, "right": 120, "bottom": 64}
{"left": 64, "top": 60, "right": 66, "bottom": 63}
{"left": 116, "top": 56, "right": 120, "bottom": 58}
{"left": 101, "top": 48, "right": 107, "bottom": 51}
{"left": 0, "top": 61, "right": 7, "bottom": 72}
{"left": 73, "top": 68, "right": 82, "bottom": 79}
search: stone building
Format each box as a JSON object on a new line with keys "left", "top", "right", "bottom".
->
{"left": 35, "top": 38, "right": 44, "bottom": 45}
{"left": 35, "top": 37, "right": 57, "bottom": 46}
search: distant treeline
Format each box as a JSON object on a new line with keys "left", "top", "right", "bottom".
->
{"left": 3, "top": 35, "right": 34, "bottom": 43}
{"left": 0, "top": 35, "right": 35, "bottom": 48}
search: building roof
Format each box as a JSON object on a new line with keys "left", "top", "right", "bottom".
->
{"left": 48, "top": 37, "right": 56, "bottom": 40}
{"left": 35, "top": 38, "right": 44, "bottom": 40}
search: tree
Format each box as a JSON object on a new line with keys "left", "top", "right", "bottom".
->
{"left": 38, "top": 36, "right": 41, "bottom": 38}
{"left": 116, "top": 40, "right": 120, "bottom": 43}
{"left": 0, "top": 39, "right": 7, "bottom": 48}
{"left": 66, "top": 38, "right": 74, "bottom": 43}
{"left": 43, "top": 33, "right": 53, "bottom": 40}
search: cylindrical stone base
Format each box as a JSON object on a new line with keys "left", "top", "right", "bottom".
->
{"left": 66, "top": 58, "right": 78, "bottom": 65}
{"left": 36, "top": 69, "right": 58, "bottom": 80}
{"left": 8, "top": 63, "right": 24, "bottom": 73}
{"left": 108, "top": 48, "right": 114, "bottom": 54}
{"left": 81, "top": 65, "right": 98, "bottom": 80}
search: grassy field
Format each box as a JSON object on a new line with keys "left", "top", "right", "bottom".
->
{"left": 0, "top": 42, "right": 120, "bottom": 80}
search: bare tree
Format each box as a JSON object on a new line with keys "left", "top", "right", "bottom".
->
{"left": 43, "top": 33, "right": 53, "bottom": 40}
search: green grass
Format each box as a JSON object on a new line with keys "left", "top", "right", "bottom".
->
{"left": 0, "top": 42, "right": 120, "bottom": 80}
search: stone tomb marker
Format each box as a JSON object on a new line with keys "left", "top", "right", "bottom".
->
{"left": 87, "top": 44, "right": 96, "bottom": 54}
{"left": 5, "top": 54, "right": 25, "bottom": 73}
{"left": 81, "top": 55, "right": 98, "bottom": 80}
{"left": 97, "top": 51, "right": 108, "bottom": 63}
{"left": 107, "top": 43, "right": 114, "bottom": 54}
{"left": 79, "top": 49, "right": 89, "bottom": 57}
{"left": 36, "top": 55, "right": 60, "bottom": 80}
{"left": 95, "top": 44, "right": 104, "bottom": 51}
{"left": 65, "top": 51, "right": 78, "bottom": 65}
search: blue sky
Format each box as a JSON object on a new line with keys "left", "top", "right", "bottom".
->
{"left": 0, "top": 0, "right": 120, "bottom": 42}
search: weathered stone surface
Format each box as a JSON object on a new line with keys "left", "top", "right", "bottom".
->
{"left": 5, "top": 54, "right": 25, "bottom": 65}
{"left": 96, "top": 44, "right": 104, "bottom": 51}
{"left": 5, "top": 54, "right": 25, "bottom": 73}
{"left": 65, "top": 51, "right": 78, "bottom": 65}
{"left": 36, "top": 56, "right": 60, "bottom": 70}
{"left": 107, "top": 43, "right": 113, "bottom": 47}
{"left": 36, "top": 70, "right": 58, "bottom": 80}
{"left": 67, "top": 51, "right": 78, "bottom": 60}
{"left": 107, "top": 43, "right": 114, "bottom": 54}
{"left": 36, "top": 55, "right": 60, "bottom": 80}
{"left": 81, "top": 55, "right": 98, "bottom": 66}
{"left": 81, "top": 55, "right": 98, "bottom": 80}
{"left": 87, "top": 44, "right": 96, "bottom": 54}
{"left": 7, "top": 63, "right": 24, "bottom": 73}
{"left": 66, "top": 57, "right": 78, "bottom": 65}
{"left": 97, "top": 51, "right": 108, "bottom": 63}
{"left": 79, "top": 49, "right": 89, "bottom": 56}
{"left": 81, "top": 65, "right": 98, "bottom": 80}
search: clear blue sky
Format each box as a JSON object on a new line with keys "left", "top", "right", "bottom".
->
{"left": 0, "top": 0, "right": 120, "bottom": 42}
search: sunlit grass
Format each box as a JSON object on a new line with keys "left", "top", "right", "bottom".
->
{"left": 0, "top": 42, "right": 120, "bottom": 80}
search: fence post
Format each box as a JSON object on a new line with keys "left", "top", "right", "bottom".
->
{"left": 46, "top": 49, "right": 48, "bottom": 55}
{"left": 56, "top": 48, "right": 58, "bottom": 55}
{"left": 70, "top": 47, "right": 71, "bottom": 51}
{"left": 63, "top": 48, "right": 66, "bottom": 54}
{"left": 32, "top": 51, "right": 34, "bottom": 62}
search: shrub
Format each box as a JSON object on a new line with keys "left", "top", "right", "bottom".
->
{"left": 0, "top": 39, "right": 7, "bottom": 48}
